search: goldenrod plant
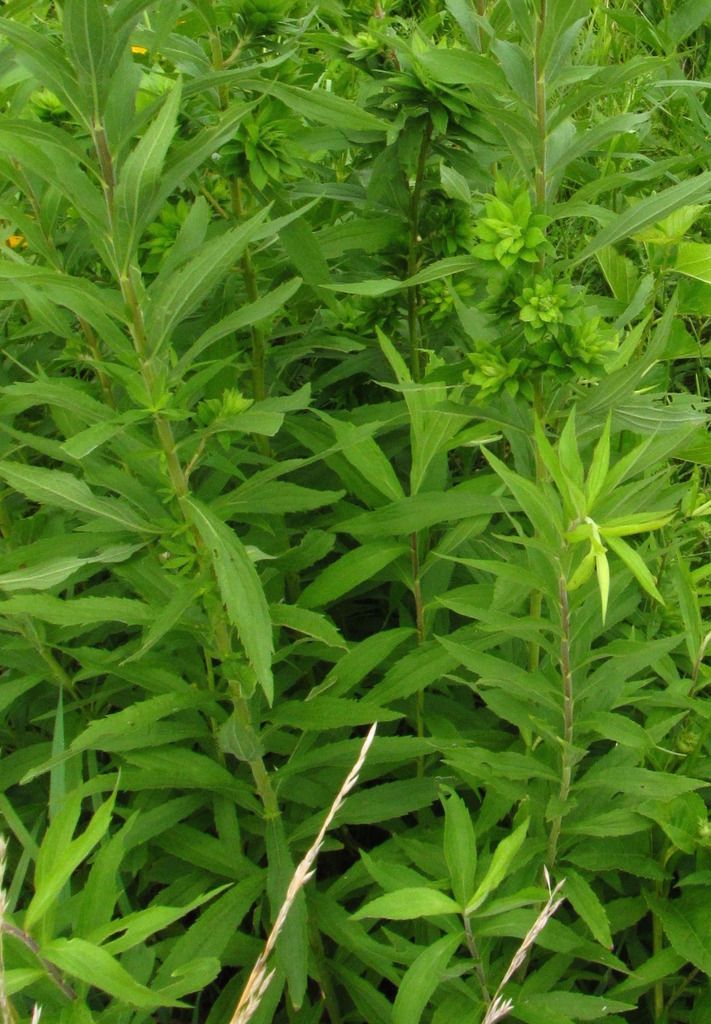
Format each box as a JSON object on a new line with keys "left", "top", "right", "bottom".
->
{"left": 1, "top": 1, "right": 711, "bottom": 1022}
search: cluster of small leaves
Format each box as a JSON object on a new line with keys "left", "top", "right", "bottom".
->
{"left": 463, "top": 181, "right": 619, "bottom": 399}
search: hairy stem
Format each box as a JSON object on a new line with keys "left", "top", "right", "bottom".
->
{"left": 407, "top": 119, "right": 433, "bottom": 382}
{"left": 464, "top": 914, "right": 491, "bottom": 1003}
{"left": 533, "top": 0, "right": 547, "bottom": 209}
{"left": 92, "top": 121, "right": 279, "bottom": 822}
{"left": 547, "top": 572, "right": 573, "bottom": 870}
{"left": 410, "top": 531, "right": 427, "bottom": 772}
{"left": 1, "top": 921, "right": 76, "bottom": 1002}
{"left": 474, "top": 0, "right": 486, "bottom": 51}
{"left": 231, "top": 179, "right": 268, "bottom": 403}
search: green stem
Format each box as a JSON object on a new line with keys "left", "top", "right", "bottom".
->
{"left": 546, "top": 571, "right": 573, "bottom": 870}
{"left": 93, "top": 122, "right": 279, "bottom": 823}
{"left": 528, "top": 387, "right": 546, "bottom": 672}
{"left": 533, "top": 0, "right": 547, "bottom": 210}
{"left": 410, "top": 531, "right": 427, "bottom": 768}
{"left": 208, "top": 28, "right": 230, "bottom": 110}
{"left": 231, "top": 179, "right": 267, "bottom": 402}
{"left": 474, "top": 0, "right": 486, "bottom": 51}
{"left": 463, "top": 914, "right": 491, "bottom": 1003}
{"left": 407, "top": 119, "right": 433, "bottom": 382}
{"left": 652, "top": 852, "right": 673, "bottom": 1023}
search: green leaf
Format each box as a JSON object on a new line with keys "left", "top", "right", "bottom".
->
{"left": 270, "top": 603, "right": 347, "bottom": 650}
{"left": 415, "top": 47, "right": 505, "bottom": 90}
{"left": 558, "top": 408, "right": 585, "bottom": 492}
{"left": 64, "top": 0, "right": 111, "bottom": 110}
{"left": 185, "top": 497, "right": 273, "bottom": 701}
{"left": 442, "top": 787, "right": 477, "bottom": 908}
{"left": 0, "top": 544, "right": 140, "bottom": 592}
{"left": 585, "top": 413, "right": 612, "bottom": 509}
{"left": 149, "top": 100, "right": 255, "bottom": 222}
{"left": 595, "top": 547, "right": 610, "bottom": 624}
{"left": 392, "top": 932, "right": 463, "bottom": 1024}
{"left": 604, "top": 533, "right": 665, "bottom": 605}
{"left": 337, "top": 482, "right": 506, "bottom": 538}
{"left": 0, "top": 462, "right": 151, "bottom": 533}
{"left": 0, "top": 594, "right": 153, "bottom": 628}
{"left": 41, "top": 937, "right": 181, "bottom": 1008}
{"left": 466, "top": 819, "right": 529, "bottom": 914}
{"left": 353, "top": 887, "right": 460, "bottom": 921}
{"left": 673, "top": 241, "right": 711, "bottom": 285}
{"left": 115, "top": 79, "right": 182, "bottom": 246}
{"left": 563, "top": 870, "right": 612, "bottom": 949}
{"left": 646, "top": 892, "right": 711, "bottom": 975}
{"left": 0, "top": 19, "right": 82, "bottom": 124}
{"left": 596, "top": 246, "right": 639, "bottom": 304}
{"left": 121, "top": 578, "right": 203, "bottom": 664}
{"left": 665, "top": 0, "right": 711, "bottom": 43}
{"left": 318, "top": 413, "right": 405, "bottom": 503}
{"left": 152, "top": 875, "right": 265, "bottom": 989}
{"left": 576, "top": 764, "right": 704, "bottom": 801}
{"left": 146, "top": 206, "right": 272, "bottom": 348}
{"left": 576, "top": 172, "right": 711, "bottom": 263}
{"left": 291, "top": 779, "right": 438, "bottom": 840}
{"left": 61, "top": 411, "right": 147, "bottom": 460}
{"left": 120, "top": 748, "right": 255, "bottom": 804}
{"left": 99, "top": 887, "right": 228, "bottom": 954}
{"left": 26, "top": 789, "right": 116, "bottom": 931}
{"left": 266, "top": 696, "right": 400, "bottom": 731}
{"left": 257, "top": 80, "right": 390, "bottom": 133}
{"left": 174, "top": 278, "right": 302, "bottom": 377}
{"left": 300, "top": 540, "right": 408, "bottom": 608}
{"left": 519, "top": 991, "right": 635, "bottom": 1021}
{"left": 483, "top": 450, "right": 562, "bottom": 546}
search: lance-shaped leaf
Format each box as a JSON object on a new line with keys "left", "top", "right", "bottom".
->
{"left": 64, "top": 0, "right": 111, "bottom": 114}
{"left": 0, "top": 18, "right": 84, "bottom": 124}
{"left": 604, "top": 533, "right": 665, "bottom": 605}
{"left": 393, "top": 932, "right": 463, "bottom": 1024}
{"left": 0, "top": 462, "right": 152, "bottom": 533}
{"left": 576, "top": 172, "right": 711, "bottom": 263}
{"left": 465, "top": 819, "right": 529, "bottom": 914}
{"left": 353, "top": 887, "right": 460, "bottom": 921}
{"left": 0, "top": 544, "right": 140, "bottom": 592}
{"left": 115, "top": 79, "right": 183, "bottom": 249}
{"left": 185, "top": 497, "right": 273, "bottom": 701}
{"left": 26, "top": 789, "right": 116, "bottom": 930}
{"left": 253, "top": 79, "right": 389, "bottom": 133}
{"left": 41, "top": 937, "right": 183, "bottom": 1008}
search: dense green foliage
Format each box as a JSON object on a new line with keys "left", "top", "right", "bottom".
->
{"left": 1, "top": 0, "right": 711, "bottom": 1021}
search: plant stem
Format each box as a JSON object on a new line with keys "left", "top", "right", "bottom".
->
{"left": 92, "top": 121, "right": 279, "bottom": 824}
{"left": 1, "top": 921, "right": 76, "bottom": 1002}
{"left": 410, "top": 533, "right": 426, "bottom": 647}
{"left": 410, "top": 531, "right": 427, "bottom": 772}
{"left": 231, "top": 179, "right": 268, "bottom": 403}
{"left": 407, "top": 118, "right": 433, "bottom": 382}
{"left": 473, "top": 0, "right": 487, "bottom": 52}
{"left": 528, "top": 388, "right": 546, "bottom": 673}
{"left": 463, "top": 914, "right": 491, "bottom": 1003}
{"left": 533, "top": 0, "right": 547, "bottom": 209}
{"left": 547, "top": 571, "right": 573, "bottom": 870}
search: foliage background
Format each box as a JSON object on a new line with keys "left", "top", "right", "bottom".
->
{"left": 1, "top": 0, "right": 711, "bottom": 1022}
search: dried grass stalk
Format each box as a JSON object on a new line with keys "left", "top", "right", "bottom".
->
{"left": 228, "top": 723, "right": 378, "bottom": 1024}
{"left": 0, "top": 836, "right": 13, "bottom": 1024}
{"left": 481, "top": 867, "right": 565, "bottom": 1024}
{"left": 0, "top": 836, "right": 43, "bottom": 1024}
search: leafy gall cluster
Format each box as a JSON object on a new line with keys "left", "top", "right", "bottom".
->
{"left": 463, "top": 182, "right": 619, "bottom": 397}
{"left": 473, "top": 180, "right": 551, "bottom": 268}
